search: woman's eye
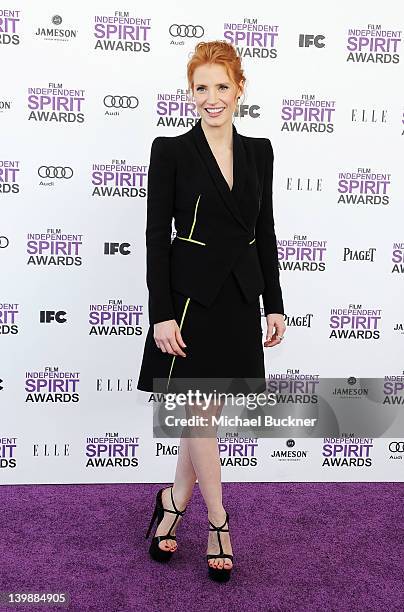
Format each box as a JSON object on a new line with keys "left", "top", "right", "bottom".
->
{"left": 196, "top": 85, "right": 228, "bottom": 92}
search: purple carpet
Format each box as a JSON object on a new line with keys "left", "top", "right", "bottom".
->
{"left": 0, "top": 483, "right": 402, "bottom": 612}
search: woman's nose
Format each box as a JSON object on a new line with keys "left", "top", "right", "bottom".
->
{"left": 206, "top": 91, "right": 218, "bottom": 104}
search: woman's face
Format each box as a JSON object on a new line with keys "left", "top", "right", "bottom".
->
{"left": 192, "top": 62, "right": 242, "bottom": 127}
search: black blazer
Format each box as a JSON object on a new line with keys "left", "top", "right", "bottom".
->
{"left": 145, "top": 117, "right": 284, "bottom": 325}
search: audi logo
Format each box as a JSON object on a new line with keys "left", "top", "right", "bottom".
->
{"left": 169, "top": 24, "right": 204, "bottom": 38}
{"left": 38, "top": 166, "right": 73, "bottom": 179}
{"left": 103, "top": 95, "right": 139, "bottom": 109}
{"left": 389, "top": 441, "right": 404, "bottom": 452}
{"left": 0, "top": 236, "right": 9, "bottom": 248}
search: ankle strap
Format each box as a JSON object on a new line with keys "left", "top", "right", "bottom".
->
{"left": 170, "top": 486, "right": 186, "bottom": 516}
{"left": 208, "top": 511, "right": 229, "bottom": 531}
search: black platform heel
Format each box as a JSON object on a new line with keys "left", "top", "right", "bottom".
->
{"left": 206, "top": 511, "right": 233, "bottom": 582}
{"left": 145, "top": 486, "right": 187, "bottom": 562}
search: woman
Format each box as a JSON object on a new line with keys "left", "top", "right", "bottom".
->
{"left": 137, "top": 40, "right": 286, "bottom": 582}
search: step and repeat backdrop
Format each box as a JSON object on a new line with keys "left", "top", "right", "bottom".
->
{"left": 1, "top": 1, "right": 403, "bottom": 483}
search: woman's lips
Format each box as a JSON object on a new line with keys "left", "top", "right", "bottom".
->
{"left": 205, "top": 107, "right": 225, "bottom": 117}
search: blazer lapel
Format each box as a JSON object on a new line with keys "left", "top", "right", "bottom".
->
{"left": 190, "top": 118, "right": 248, "bottom": 231}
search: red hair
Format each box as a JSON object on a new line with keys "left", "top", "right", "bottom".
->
{"left": 187, "top": 40, "right": 246, "bottom": 99}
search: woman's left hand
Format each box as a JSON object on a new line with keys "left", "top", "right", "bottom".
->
{"left": 264, "top": 313, "right": 286, "bottom": 347}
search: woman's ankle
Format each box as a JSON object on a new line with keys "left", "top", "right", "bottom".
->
{"left": 207, "top": 507, "right": 227, "bottom": 525}
{"left": 171, "top": 483, "right": 192, "bottom": 510}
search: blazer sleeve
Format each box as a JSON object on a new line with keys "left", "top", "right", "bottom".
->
{"left": 255, "top": 138, "right": 285, "bottom": 316}
{"left": 145, "top": 136, "right": 176, "bottom": 325}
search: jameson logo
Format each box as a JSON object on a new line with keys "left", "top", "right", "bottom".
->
{"left": 156, "top": 90, "right": 197, "bottom": 128}
{"left": 281, "top": 94, "right": 336, "bottom": 133}
{"left": 347, "top": 24, "right": 402, "bottom": 63}
{"left": 224, "top": 18, "right": 278, "bottom": 59}
{"left": 34, "top": 15, "right": 77, "bottom": 40}
{"left": 94, "top": 11, "right": 151, "bottom": 52}
{"left": 337, "top": 168, "right": 391, "bottom": 205}
{"left": 329, "top": 304, "right": 382, "bottom": 340}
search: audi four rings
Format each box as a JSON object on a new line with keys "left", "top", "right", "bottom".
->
{"left": 169, "top": 24, "right": 204, "bottom": 38}
{"left": 389, "top": 441, "right": 404, "bottom": 452}
{"left": 103, "top": 96, "right": 139, "bottom": 109}
{"left": 38, "top": 166, "right": 73, "bottom": 179}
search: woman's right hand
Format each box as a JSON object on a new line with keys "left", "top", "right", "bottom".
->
{"left": 154, "top": 320, "right": 187, "bottom": 357}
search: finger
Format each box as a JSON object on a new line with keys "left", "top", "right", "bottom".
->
{"left": 156, "top": 339, "right": 168, "bottom": 353}
{"left": 266, "top": 321, "right": 285, "bottom": 342}
{"left": 161, "top": 339, "right": 176, "bottom": 355}
{"left": 173, "top": 330, "right": 187, "bottom": 357}
{"left": 175, "top": 328, "right": 187, "bottom": 349}
{"left": 264, "top": 326, "right": 281, "bottom": 347}
{"left": 169, "top": 336, "right": 186, "bottom": 357}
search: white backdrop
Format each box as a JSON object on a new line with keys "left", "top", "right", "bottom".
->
{"left": 1, "top": 1, "right": 403, "bottom": 483}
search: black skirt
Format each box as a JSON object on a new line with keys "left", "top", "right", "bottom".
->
{"left": 136, "top": 270, "right": 267, "bottom": 395}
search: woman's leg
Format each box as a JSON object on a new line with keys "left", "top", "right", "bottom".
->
{"left": 154, "top": 435, "right": 197, "bottom": 551}
{"left": 153, "top": 398, "right": 232, "bottom": 568}
{"left": 186, "top": 399, "right": 233, "bottom": 570}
